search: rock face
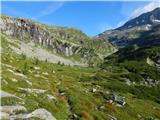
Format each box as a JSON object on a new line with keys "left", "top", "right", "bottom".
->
{"left": 97, "top": 7, "right": 160, "bottom": 48}
{"left": 1, "top": 16, "right": 82, "bottom": 56}
{"left": 10, "top": 40, "right": 84, "bottom": 66}
{"left": 1, "top": 15, "right": 116, "bottom": 64}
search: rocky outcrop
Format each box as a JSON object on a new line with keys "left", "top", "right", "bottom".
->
{"left": 26, "top": 108, "right": 57, "bottom": 120}
{"left": 104, "top": 91, "right": 126, "bottom": 106}
{"left": 1, "top": 16, "right": 83, "bottom": 56}
{"left": 0, "top": 90, "right": 57, "bottom": 120}
{"left": 111, "top": 94, "right": 126, "bottom": 106}
{"left": 1, "top": 106, "right": 57, "bottom": 120}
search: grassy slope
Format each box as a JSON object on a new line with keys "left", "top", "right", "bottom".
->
{"left": 1, "top": 34, "right": 160, "bottom": 120}
{"left": 104, "top": 45, "right": 160, "bottom": 80}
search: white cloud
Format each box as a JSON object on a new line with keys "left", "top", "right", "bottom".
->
{"left": 97, "top": 23, "right": 113, "bottom": 32}
{"left": 116, "top": 20, "right": 127, "bottom": 28}
{"left": 2, "top": 5, "right": 30, "bottom": 18}
{"left": 130, "top": 1, "right": 160, "bottom": 18}
{"left": 2, "top": 2, "right": 64, "bottom": 19}
{"left": 98, "top": 20, "right": 128, "bottom": 32}
{"left": 33, "top": 2, "right": 64, "bottom": 19}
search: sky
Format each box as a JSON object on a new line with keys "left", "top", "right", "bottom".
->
{"left": 1, "top": 1, "right": 159, "bottom": 36}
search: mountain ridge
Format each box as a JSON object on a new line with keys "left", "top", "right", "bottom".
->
{"left": 117, "top": 7, "right": 160, "bottom": 30}
{"left": 97, "top": 7, "right": 160, "bottom": 48}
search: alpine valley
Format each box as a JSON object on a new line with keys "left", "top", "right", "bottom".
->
{"left": 1, "top": 7, "right": 160, "bottom": 120}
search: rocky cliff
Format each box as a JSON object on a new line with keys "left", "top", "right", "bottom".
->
{"left": 1, "top": 15, "right": 116, "bottom": 65}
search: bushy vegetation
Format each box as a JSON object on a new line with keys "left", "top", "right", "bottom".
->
{"left": 98, "top": 44, "right": 160, "bottom": 106}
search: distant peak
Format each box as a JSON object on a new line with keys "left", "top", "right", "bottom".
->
{"left": 117, "top": 7, "right": 160, "bottom": 30}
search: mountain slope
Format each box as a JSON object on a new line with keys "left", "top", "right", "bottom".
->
{"left": 1, "top": 15, "right": 116, "bottom": 66}
{"left": 97, "top": 7, "right": 160, "bottom": 48}
{"left": 102, "top": 21, "right": 160, "bottom": 82}
{"left": 118, "top": 7, "right": 160, "bottom": 30}
{"left": 1, "top": 30, "right": 160, "bottom": 120}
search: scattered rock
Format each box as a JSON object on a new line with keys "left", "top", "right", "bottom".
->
{"left": 1, "top": 107, "right": 56, "bottom": 120}
{"left": 137, "top": 114, "right": 142, "bottom": 118}
{"left": 47, "top": 94, "right": 56, "bottom": 101}
{"left": 41, "top": 75, "right": 48, "bottom": 80}
{"left": 57, "top": 81, "right": 61, "bottom": 86}
{"left": 156, "top": 56, "right": 160, "bottom": 64}
{"left": 145, "top": 77, "right": 158, "bottom": 86}
{"left": 28, "top": 70, "right": 33, "bottom": 73}
{"left": 34, "top": 74, "right": 40, "bottom": 77}
{"left": 104, "top": 91, "right": 111, "bottom": 95}
{"left": 59, "top": 90, "right": 65, "bottom": 95}
{"left": 111, "top": 94, "right": 126, "bottom": 106}
{"left": 42, "top": 72, "right": 49, "bottom": 75}
{"left": 146, "top": 57, "right": 155, "bottom": 66}
{"left": 2, "top": 63, "right": 15, "bottom": 69}
{"left": 9, "top": 113, "right": 29, "bottom": 119}
{"left": 98, "top": 106, "right": 105, "bottom": 111}
{"left": 104, "top": 91, "right": 126, "bottom": 106}
{"left": 60, "top": 92, "right": 65, "bottom": 96}
{"left": 73, "top": 113, "right": 78, "bottom": 118}
{"left": 1, "top": 112, "right": 10, "bottom": 119}
{"left": 2, "top": 80, "right": 8, "bottom": 85}
{"left": 108, "top": 100, "right": 113, "bottom": 104}
{"left": 18, "top": 88, "right": 47, "bottom": 94}
{"left": 27, "top": 108, "right": 57, "bottom": 120}
{"left": 0, "top": 90, "right": 22, "bottom": 100}
{"left": 96, "top": 85, "right": 101, "bottom": 88}
{"left": 123, "top": 78, "right": 131, "bottom": 85}
{"left": 10, "top": 78, "right": 18, "bottom": 82}
{"left": 25, "top": 80, "right": 32, "bottom": 86}
{"left": 33, "top": 66, "right": 40, "bottom": 70}
{"left": 7, "top": 69, "right": 27, "bottom": 79}
{"left": 19, "top": 94, "right": 26, "bottom": 98}
{"left": 92, "top": 88, "right": 97, "bottom": 93}
{"left": 108, "top": 114, "right": 117, "bottom": 120}
{"left": 52, "top": 70, "right": 56, "bottom": 74}
{"left": 70, "top": 113, "right": 78, "bottom": 119}
{"left": 1, "top": 105, "right": 27, "bottom": 115}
